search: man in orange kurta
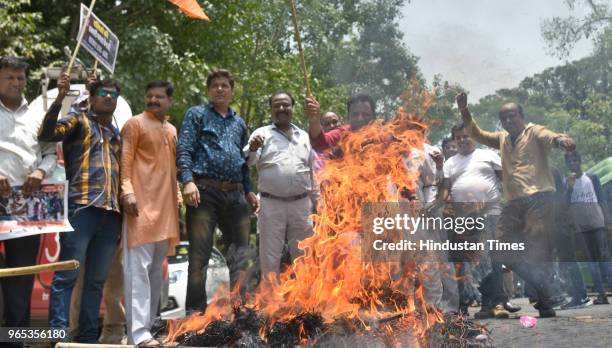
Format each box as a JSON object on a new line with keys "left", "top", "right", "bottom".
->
{"left": 120, "top": 80, "right": 180, "bottom": 346}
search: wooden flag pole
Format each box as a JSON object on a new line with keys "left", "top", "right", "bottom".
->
{"left": 288, "top": 0, "right": 312, "bottom": 97}
{"left": 67, "top": 0, "right": 98, "bottom": 73}
{"left": 91, "top": 59, "right": 99, "bottom": 79}
{"left": 54, "top": 343, "right": 135, "bottom": 348}
{"left": 0, "top": 260, "right": 79, "bottom": 278}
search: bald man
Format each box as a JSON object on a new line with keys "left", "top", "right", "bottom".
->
{"left": 455, "top": 93, "right": 575, "bottom": 318}
{"left": 320, "top": 111, "right": 341, "bottom": 132}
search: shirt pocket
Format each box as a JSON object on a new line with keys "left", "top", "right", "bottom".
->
{"left": 295, "top": 169, "right": 312, "bottom": 190}
{"left": 200, "top": 123, "right": 220, "bottom": 143}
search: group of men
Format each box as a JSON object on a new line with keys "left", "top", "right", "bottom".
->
{"left": 0, "top": 57, "right": 321, "bottom": 346}
{"left": 0, "top": 55, "right": 181, "bottom": 346}
{"left": 428, "top": 93, "right": 611, "bottom": 319}
{"left": 0, "top": 191, "right": 64, "bottom": 221}
{"left": 1, "top": 53, "right": 610, "bottom": 347}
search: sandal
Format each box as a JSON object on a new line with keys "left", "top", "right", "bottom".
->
{"left": 139, "top": 338, "right": 161, "bottom": 347}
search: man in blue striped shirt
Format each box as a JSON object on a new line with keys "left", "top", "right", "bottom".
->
{"left": 39, "top": 74, "right": 121, "bottom": 343}
{"left": 177, "top": 69, "right": 258, "bottom": 311}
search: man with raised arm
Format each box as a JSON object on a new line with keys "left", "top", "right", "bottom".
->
{"left": 39, "top": 74, "right": 122, "bottom": 342}
{"left": 455, "top": 92, "right": 575, "bottom": 318}
{"left": 306, "top": 94, "right": 376, "bottom": 152}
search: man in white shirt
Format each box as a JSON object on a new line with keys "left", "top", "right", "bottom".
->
{"left": 441, "top": 137, "right": 457, "bottom": 160}
{"left": 565, "top": 151, "right": 611, "bottom": 305}
{"left": 431, "top": 124, "right": 511, "bottom": 318}
{"left": 245, "top": 91, "right": 317, "bottom": 278}
{"left": 0, "top": 56, "right": 57, "bottom": 335}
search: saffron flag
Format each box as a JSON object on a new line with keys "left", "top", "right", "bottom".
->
{"left": 167, "top": 0, "right": 210, "bottom": 21}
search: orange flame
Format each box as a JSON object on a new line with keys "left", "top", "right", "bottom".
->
{"left": 166, "top": 79, "right": 443, "bottom": 344}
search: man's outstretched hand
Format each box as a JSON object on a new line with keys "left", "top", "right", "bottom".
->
{"left": 557, "top": 135, "right": 576, "bottom": 152}
{"left": 56, "top": 73, "right": 71, "bottom": 102}
{"left": 456, "top": 92, "right": 468, "bottom": 110}
{"left": 306, "top": 96, "right": 323, "bottom": 139}
{"left": 455, "top": 92, "right": 472, "bottom": 125}
{"left": 249, "top": 135, "right": 265, "bottom": 152}
{"left": 305, "top": 96, "right": 320, "bottom": 121}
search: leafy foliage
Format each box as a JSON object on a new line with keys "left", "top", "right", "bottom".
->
{"left": 8, "top": 0, "right": 419, "bottom": 132}
{"left": 0, "top": 0, "right": 58, "bottom": 61}
{"left": 541, "top": 0, "right": 611, "bottom": 58}
{"left": 469, "top": 32, "right": 612, "bottom": 170}
{"left": 4, "top": 0, "right": 609, "bottom": 172}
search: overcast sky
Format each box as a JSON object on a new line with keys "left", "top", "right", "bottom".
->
{"left": 399, "top": 0, "right": 594, "bottom": 100}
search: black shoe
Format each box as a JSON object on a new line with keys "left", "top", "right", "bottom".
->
{"left": 593, "top": 294, "right": 609, "bottom": 305}
{"left": 550, "top": 295, "right": 568, "bottom": 309}
{"left": 560, "top": 297, "right": 592, "bottom": 310}
{"left": 474, "top": 306, "right": 493, "bottom": 319}
{"left": 503, "top": 301, "right": 522, "bottom": 313}
{"left": 538, "top": 307, "right": 556, "bottom": 318}
{"left": 534, "top": 297, "right": 565, "bottom": 310}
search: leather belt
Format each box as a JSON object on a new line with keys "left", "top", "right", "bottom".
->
{"left": 260, "top": 191, "right": 309, "bottom": 202}
{"left": 194, "top": 178, "right": 243, "bottom": 192}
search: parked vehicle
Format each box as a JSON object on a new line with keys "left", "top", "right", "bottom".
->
{"left": 161, "top": 241, "right": 230, "bottom": 319}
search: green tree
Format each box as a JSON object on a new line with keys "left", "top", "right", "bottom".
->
{"left": 0, "top": 0, "right": 58, "bottom": 60}
{"left": 470, "top": 38, "right": 611, "bottom": 169}
{"left": 541, "top": 0, "right": 611, "bottom": 59}
{"left": 18, "top": 0, "right": 419, "bottom": 130}
{"left": 423, "top": 75, "right": 466, "bottom": 144}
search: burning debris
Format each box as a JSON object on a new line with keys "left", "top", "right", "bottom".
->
{"left": 166, "top": 308, "right": 493, "bottom": 347}
{"left": 267, "top": 312, "right": 326, "bottom": 347}
{"left": 425, "top": 313, "right": 494, "bottom": 348}
{"left": 179, "top": 320, "right": 241, "bottom": 347}
{"left": 164, "top": 81, "right": 493, "bottom": 347}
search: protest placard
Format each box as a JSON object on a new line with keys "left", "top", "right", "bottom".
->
{"left": 79, "top": 3, "right": 120, "bottom": 73}
{"left": 0, "top": 181, "right": 73, "bottom": 241}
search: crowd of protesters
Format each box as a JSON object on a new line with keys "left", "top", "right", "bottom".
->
{"left": 1, "top": 55, "right": 611, "bottom": 346}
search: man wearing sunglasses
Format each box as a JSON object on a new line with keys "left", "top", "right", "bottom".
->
{"left": 38, "top": 73, "right": 122, "bottom": 343}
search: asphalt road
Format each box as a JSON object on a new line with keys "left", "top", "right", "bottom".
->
{"left": 472, "top": 297, "right": 612, "bottom": 348}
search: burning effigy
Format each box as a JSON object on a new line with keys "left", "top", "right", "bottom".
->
{"left": 163, "top": 81, "right": 493, "bottom": 347}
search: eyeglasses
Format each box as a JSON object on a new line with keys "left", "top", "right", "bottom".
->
{"left": 96, "top": 89, "right": 120, "bottom": 99}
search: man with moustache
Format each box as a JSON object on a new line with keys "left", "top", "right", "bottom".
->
{"left": 245, "top": 91, "right": 316, "bottom": 277}
{"left": 455, "top": 92, "right": 576, "bottom": 318}
{"left": 39, "top": 74, "right": 122, "bottom": 342}
{"left": 177, "top": 69, "right": 259, "bottom": 311}
{"left": 0, "top": 57, "right": 56, "bottom": 340}
{"left": 121, "top": 80, "right": 181, "bottom": 346}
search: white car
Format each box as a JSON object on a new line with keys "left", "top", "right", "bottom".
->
{"left": 162, "top": 242, "right": 230, "bottom": 319}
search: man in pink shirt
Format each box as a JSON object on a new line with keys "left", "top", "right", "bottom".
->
{"left": 320, "top": 111, "right": 341, "bottom": 132}
{"left": 306, "top": 94, "right": 376, "bottom": 152}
